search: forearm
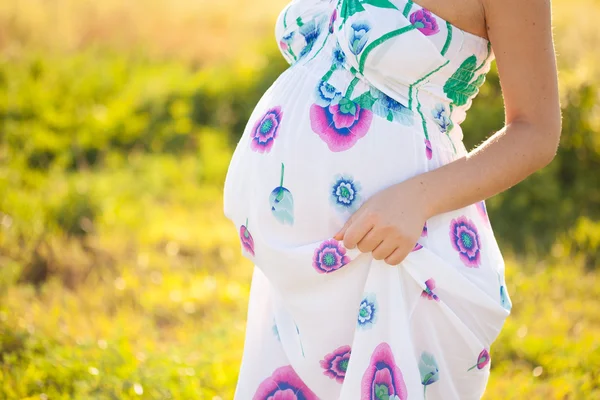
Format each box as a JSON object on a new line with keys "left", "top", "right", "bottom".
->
{"left": 405, "top": 119, "right": 560, "bottom": 219}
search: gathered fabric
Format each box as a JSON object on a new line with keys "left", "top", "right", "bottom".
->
{"left": 223, "top": 0, "right": 512, "bottom": 398}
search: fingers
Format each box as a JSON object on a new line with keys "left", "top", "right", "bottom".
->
{"left": 384, "top": 245, "right": 411, "bottom": 266}
{"left": 342, "top": 213, "right": 373, "bottom": 249}
{"left": 356, "top": 228, "right": 383, "bottom": 253}
{"left": 334, "top": 215, "right": 352, "bottom": 241}
{"left": 371, "top": 239, "right": 398, "bottom": 261}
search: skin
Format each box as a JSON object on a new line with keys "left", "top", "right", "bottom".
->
{"left": 334, "top": 0, "right": 562, "bottom": 265}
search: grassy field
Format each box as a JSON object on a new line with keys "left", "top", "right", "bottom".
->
{"left": 1, "top": 0, "right": 599, "bottom": 398}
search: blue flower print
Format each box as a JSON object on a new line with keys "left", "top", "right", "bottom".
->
{"left": 498, "top": 272, "right": 512, "bottom": 311}
{"left": 357, "top": 293, "right": 378, "bottom": 329}
{"left": 298, "top": 19, "right": 322, "bottom": 59}
{"left": 331, "top": 42, "right": 347, "bottom": 67}
{"left": 432, "top": 103, "right": 452, "bottom": 133}
{"left": 372, "top": 90, "right": 414, "bottom": 126}
{"left": 349, "top": 21, "right": 371, "bottom": 55}
{"left": 315, "top": 79, "right": 343, "bottom": 107}
{"left": 330, "top": 174, "right": 362, "bottom": 212}
{"left": 272, "top": 318, "right": 281, "bottom": 341}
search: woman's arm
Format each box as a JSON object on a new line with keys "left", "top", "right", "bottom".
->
{"left": 334, "top": 0, "right": 561, "bottom": 265}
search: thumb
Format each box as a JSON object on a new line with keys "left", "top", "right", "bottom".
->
{"left": 334, "top": 216, "right": 353, "bottom": 241}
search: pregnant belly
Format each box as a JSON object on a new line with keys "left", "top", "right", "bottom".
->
{"left": 223, "top": 63, "right": 434, "bottom": 249}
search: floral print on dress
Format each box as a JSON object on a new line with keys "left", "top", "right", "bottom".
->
{"left": 410, "top": 9, "right": 440, "bottom": 36}
{"left": 253, "top": 365, "right": 319, "bottom": 400}
{"left": 331, "top": 174, "right": 362, "bottom": 212}
{"left": 432, "top": 103, "right": 452, "bottom": 133}
{"left": 499, "top": 272, "right": 512, "bottom": 311}
{"left": 310, "top": 97, "right": 373, "bottom": 152}
{"left": 250, "top": 106, "right": 283, "bottom": 153}
{"left": 320, "top": 345, "right": 351, "bottom": 383}
{"left": 421, "top": 279, "right": 439, "bottom": 301}
{"left": 476, "top": 200, "right": 490, "bottom": 226}
{"left": 329, "top": 8, "right": 337, "bottom": 33}
{"left": 468, "top": 349, "right": 490, "bottom": 371}
{"left": 361, "top": 342, "right": 408, "bottom": 400}
{"left": 422, "top": 221, "right": 428, "bottom": 237}
{"left": 424, "top": 139, "right": 433, "bottom": 160}
{"left": 357, "top": 293, "right": 378, "bottom": 329}
{"left": 315, "top": 80, "right": 343, "bottom": 107}
{"left": 412, "top": 242, "right": 423, "bottom": 252}
{"left": 371, "top": 90, "right": 414, "bottom": 125}
{"left": 418, "top": 352, "right": 440, "bottom": 397}
{"left": 270, "top": 163, "right": 295, "bottom": 225}
{"left": 240, "top": 218, "right": 255, "bottom": 256}
{"left": 449, "top": 216, "right": 482, "bottom": 267}
{"left": 313, "top": 238, "right": 351, "bottom": 274}
{"left": 349, "top": 21, "right": 371, "bottom": 55}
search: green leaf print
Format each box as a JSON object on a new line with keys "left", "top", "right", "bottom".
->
{"left": 339, "top": 97, "right": 357, "bottom": 115}
{"left": 339, "top": 0, "right": 399, "bottom": 25}
{"left": 443, "top": 55, "right": 487, "bottom": 107}
{"left": 353, "top": 90, "right": 378, "bottom": 110}
{"left": 361, "top": 0, "right": 398, "bottom": 10}
{"left": 340, "top": 0, "right": 365, "bottom": 22}
{"left": 374, "top": 383, "right": 390, "bottom": 400}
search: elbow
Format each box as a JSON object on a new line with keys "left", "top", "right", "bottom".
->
{"left": 534, "top": 117, "right": 562, "bottom": 169}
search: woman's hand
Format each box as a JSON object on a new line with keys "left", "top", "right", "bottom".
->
{"left": 333, "top": 178, "right": 431, "bottom": 266}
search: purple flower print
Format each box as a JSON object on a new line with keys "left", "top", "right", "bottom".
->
{"left": 412, "top": 242, "right": 423, "bottom": 252}
{"left": 250, "top": 106, "right": 283, "bottom": 153}
{"left": 329, "top": 9, "right": 337, "bottom": 34}
{"left": 468, "top": 349, "right": 490, "bottom": 371}
{"left": 449, "top": 216, "right": 481, "bottom": 267}
{"left": 424, "top": 139, "right": 433, "bottom": 160}
{"left": 476, "top": 200, "right": 490, "bottom": 226}
{"left": 239, "top": 218, "right": 255, "bottom": 256}
{"left": 320, "top": 345, "right": 351, "bottom": 383}
{"left": 421, "top": 278, "right": 439, "bottom": 302}
{"left": 310, "top": 99, "right": 373, "bottom": 152}
{"left": 313, "top": 238, "right": 351, "bottom": 274}
{"left": 357, "top": 293, "right": 378, "bottom": 329}
{"left": 253, "top": 365, "right": 319, "bottom": 400}
{"left": 410, "top": 9, "right": 440, "bottom": 36}
{"left": 361, "top": 342, "right": 408, "bottom": 400}
{"left": 421, "top": 221, "right": 428, "bottom": 237}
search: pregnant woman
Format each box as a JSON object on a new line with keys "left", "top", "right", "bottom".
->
{"left": 223, "top": 0, "right": 561, "bottom": 398}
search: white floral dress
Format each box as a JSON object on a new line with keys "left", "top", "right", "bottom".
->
{"left": 223, "top": 0, "right": 512, "bottom": 399}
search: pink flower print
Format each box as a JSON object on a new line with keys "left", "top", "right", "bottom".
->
{"left": 320, "top": 345, "right": 351, "bottom": 383}
{"left": 449, "top": 216, "right": 481, "bottom": 267}
{"left": 476, "top": 200, "right": 490, "bottom": 226}
{"left": 313, "top": 238, "right": 351, "bottom": 274}
{"left": 468, "top": 349, "right": 490, "bottom": 371}
{"left": 309, "top": 98, "right": 373, "bottom": 152}
{"left": 421, "top": 221, "right": 428, "bottom": 237}
{"left": 412, "top": 243, "right": 423, "bottom": 252}
{"left": 421, "top": 278, "right": 439, "bottom": 301}
{"left": 239, "top": 218, "right": 255, "bottom": 256}
{"left": 250, "top": 106, "right": 283, "bottom": 153}
{"left": 361, "top": 342, "right": 408, "bottom": 400}
{"left": 424, "top": 139, "right": 433, "bottom": 160}
{"left": 410, "top": 9, "right": 440, "bottom": 36}
{"left": 329, "top": 9, "right": 337, "bottom": 34}
{"left": 253, "top": 365, "right": 319, "bottom": 400}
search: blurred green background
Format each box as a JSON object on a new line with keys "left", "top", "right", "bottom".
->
{"left": 0, "top": 0, "right": 599, "bottom": 398}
